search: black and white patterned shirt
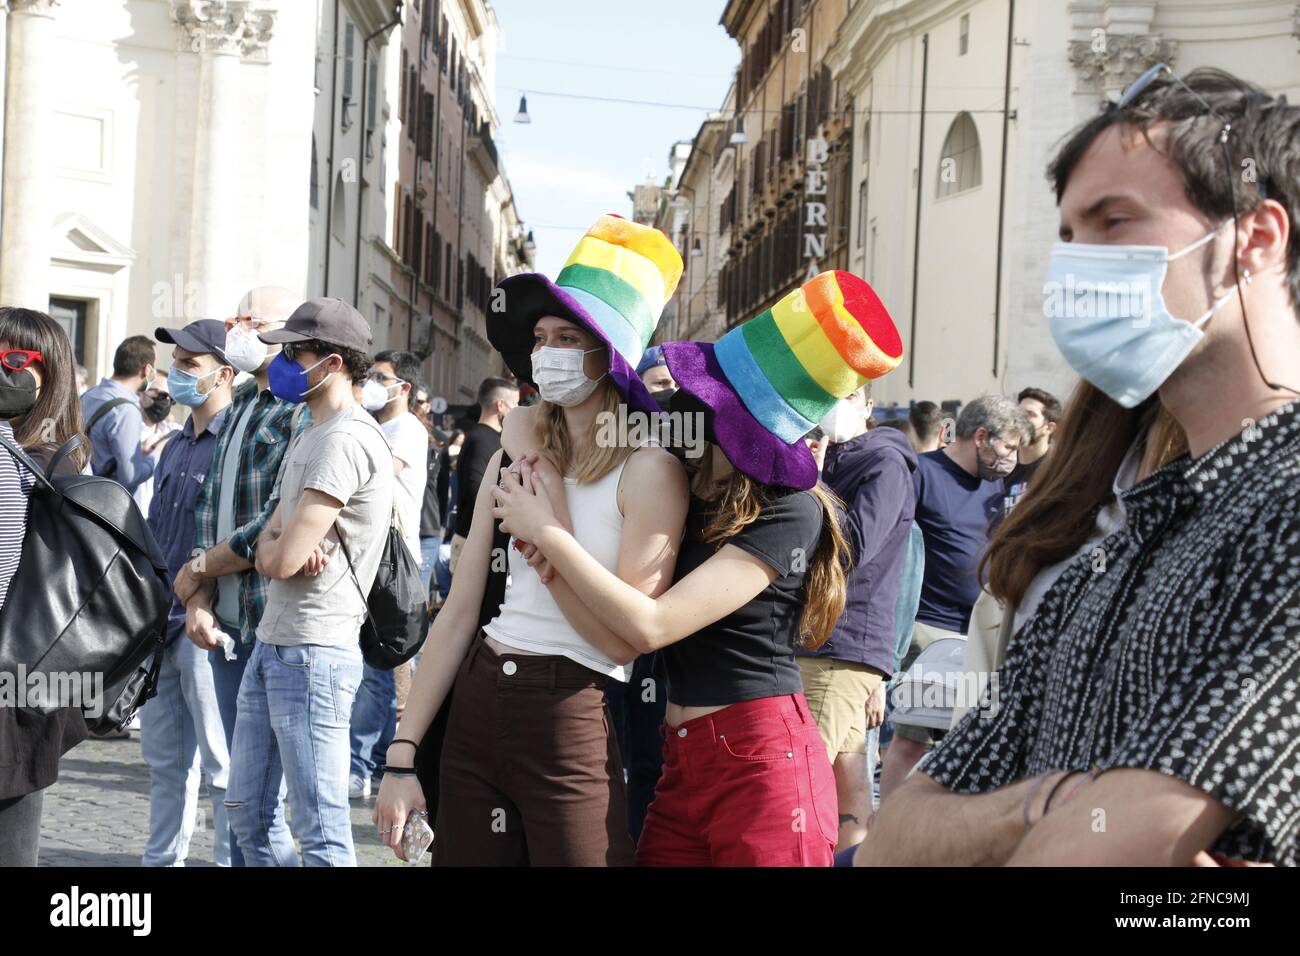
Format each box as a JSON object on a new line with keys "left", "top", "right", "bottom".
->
{"left": 924, "top": 399, "right": 1300, "bottom": 866}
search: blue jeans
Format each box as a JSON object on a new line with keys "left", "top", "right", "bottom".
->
{"left": 434, "top": 542, "right": 452, "bottom": 602}
{"left": 349, "top": 663, "right": 396, "bottom": 783}
{"left": 226, "top": 641, "right": 363, "bottom": 867}
{"left": 210, "top": 629, "right": 295, "bottom": 868}
{"left": 419, "top": 537, "right": 440, "bottom": 591}
{"left": 139, "top": 628, "right": 231, "bottom": 867}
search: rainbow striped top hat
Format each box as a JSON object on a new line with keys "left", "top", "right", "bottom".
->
{"left": 490, "top": 214, "right": 683, "bottom": 415}
{"left": 662, "top": 271, "right": 902, "bottom": 490}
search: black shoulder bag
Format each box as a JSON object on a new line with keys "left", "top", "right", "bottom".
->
{"left": 413, "top": 451, "right": 512, "bottom": 824}
{"left": 333, "top": 417, "right": 431, "bottom": 670}
{"left": 0, "top": 432, "right": 170, "bottom": 734}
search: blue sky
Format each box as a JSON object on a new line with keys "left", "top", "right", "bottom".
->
{"left": 491, "top": 0, "right": 738, "bottom": 276}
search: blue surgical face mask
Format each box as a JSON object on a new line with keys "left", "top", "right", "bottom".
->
{"left": 167, "top": 366, "right": 223, "bottom": 408}
{"left": 1043, "top": 220, "right": 1236, "bottom": 408}
{"left": 266, "top": 351, "right": 336, "bottom": 404}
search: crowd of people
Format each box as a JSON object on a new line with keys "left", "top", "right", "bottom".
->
{"left": 0, "top": 65, "right": 1297, "bottom": 868}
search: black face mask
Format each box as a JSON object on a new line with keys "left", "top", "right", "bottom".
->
{"left": 142, "top": 394, "right": 174, "bottom": 424}
{"left": 0, "top": 366, "right": 37, "bottom": 419}
{"left": 651, "top": 387, "right": 677, "bottom": 412}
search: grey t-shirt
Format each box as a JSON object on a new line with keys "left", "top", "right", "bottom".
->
{"left": 257, "top": 404, "right": 394, "bottom": 648}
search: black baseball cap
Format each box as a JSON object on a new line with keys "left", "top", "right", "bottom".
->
{"left": 258, "top": 297, "right": 373, "bottom": 354}
{"left": 155, "top": 319, "right": 234, "bottom": 367}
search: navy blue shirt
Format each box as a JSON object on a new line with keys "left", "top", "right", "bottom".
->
{"left": 802, "top": 427, "right": 917, "bottom": 674}
{"left": 911, "top": 449, "right": 1003, "bottom": 634}
{"left": 147, "top": 406, "right": 228, "bottom": 638}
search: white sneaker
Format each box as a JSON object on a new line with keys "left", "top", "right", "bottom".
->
{"left": 349, "top": 775, "right": 371, "bottom": 800}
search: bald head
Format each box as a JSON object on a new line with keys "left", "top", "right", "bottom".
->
{"left": 236, "top": 286, "right": 299, "bottom": 324}
{"left": 226, "top": 286, "right": 301, "bottom": 377}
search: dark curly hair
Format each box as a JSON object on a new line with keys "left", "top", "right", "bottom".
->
{"left": 294, "top": 338, "right": 372, "bottom": 383}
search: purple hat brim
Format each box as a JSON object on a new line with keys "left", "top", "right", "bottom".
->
{"left": 661, "top": 340, "right": 818, "bottom": 491}
{"left": 490, "top": 273, "right": 659, "bottom": 417}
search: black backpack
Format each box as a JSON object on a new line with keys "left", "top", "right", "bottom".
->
{"left": 337, "top": 511, "right": 430, "bottom": 670}
{"left": 0, "top": 432, "right": 170, "bottom": 734}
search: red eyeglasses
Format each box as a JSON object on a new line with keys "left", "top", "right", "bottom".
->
{"left": 0, "top": 349, "right": 42, "bottom": 371}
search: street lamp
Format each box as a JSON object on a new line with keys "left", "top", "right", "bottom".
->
{"left": 513, "top": 94, "right": 531, "bottom": 124}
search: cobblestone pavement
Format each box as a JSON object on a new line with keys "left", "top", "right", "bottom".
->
{"left": 39, "top": 732, "right": 407, "bottom": 867}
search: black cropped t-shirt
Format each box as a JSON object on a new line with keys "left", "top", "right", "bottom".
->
{"left": 660, "top": 488, "right": 824, "bottom": 706}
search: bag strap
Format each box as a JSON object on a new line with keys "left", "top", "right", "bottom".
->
{"left": 333, "top": 519, "right": 378, "bottom": 635}
{"left": 0, "top": 428, "right": 58, "bottom": 494}
{"left": 85, "top": 396, "right": 133, "bottom": 435}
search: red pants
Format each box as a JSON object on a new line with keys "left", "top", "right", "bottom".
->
{"left": 636, "top": 693, "right": 838, "bottom": 867}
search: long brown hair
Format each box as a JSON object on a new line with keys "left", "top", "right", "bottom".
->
{"left": 982, "top": 380, "right": 1187, "bottom": 608}
{"left": 0, "top": 307, "right": 88, "bottom": 470}
{"left": 534, "top": 379, "right": 633, "bottom": 484}
{"left": 696, "top": 450, "right": 850, "bottom": 651}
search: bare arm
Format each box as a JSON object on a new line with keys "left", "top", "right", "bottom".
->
{"left": 255, "top": 491, "right": 339, "bottom": 580}
{"left": 857, "top": 771, "right": 1050, "bottom": 867}
{"left": 387, "top": 448, "right": 506, "bottom": 758}
{"left": 523, "top": 449, "right": 688, "bottom": 665}
{"left": 492, "top": 465, "right": 777, "bottom": 654}
{"left": 1006, "top": 768, "right": 1238, "bottom": 866}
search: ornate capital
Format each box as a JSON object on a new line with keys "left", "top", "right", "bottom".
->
{"left": 8, "top": 0, "right": 61, "bottom": 15}
{"left": 1068, "top": 32, "right": 1177, "bottom": 95}
{"left": 172, "top": 1, "right": 274, "bottom": 59}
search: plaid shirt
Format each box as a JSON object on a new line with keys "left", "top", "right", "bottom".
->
{"left": 195, "top": 378, "right": 311, "bottom": 643}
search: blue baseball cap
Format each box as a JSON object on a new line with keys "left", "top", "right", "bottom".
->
{"left": 636, "top": 345, "right": 667, "bottom": 377}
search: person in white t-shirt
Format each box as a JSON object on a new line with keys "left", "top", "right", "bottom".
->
{"left": 348, "top": 350, "right": 427, "bottom": 799}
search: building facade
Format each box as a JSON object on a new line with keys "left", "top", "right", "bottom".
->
{"left": 828, "top": 0, "right": 1300, "bottom": 411}
{"left": 717, "top": 0, "right": 855, "bottom": 335}
{"left": 308, "top": 0, "right": 402, "bottom": 330}
{"left": 382, "top": 0, "right": 529, "bottom": 409}
{"left": 0, "top": 0, "right": 308, "bottom": 375}
{"left": 677, "top": 0, "right": 1300, "bottom": 416}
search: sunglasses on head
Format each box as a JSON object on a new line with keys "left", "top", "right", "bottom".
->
{"left": 1, "top": 349, "right": 42, "bottom": 372}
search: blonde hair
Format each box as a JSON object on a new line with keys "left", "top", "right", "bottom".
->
{"left": 534, "top": 379, "right": 635, "bottom": 483}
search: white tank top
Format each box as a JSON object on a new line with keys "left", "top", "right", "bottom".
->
{"left": 482, "top": 453, "right": 632, "bottom": 681}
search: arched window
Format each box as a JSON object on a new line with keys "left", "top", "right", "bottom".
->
{"left": 936, "top": 112, "right": 982, "bottom": 198}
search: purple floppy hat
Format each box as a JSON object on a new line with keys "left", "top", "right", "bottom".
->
{"left": 662, "top": 270, "right": 904, "bottom": 491}
{"left": 488, "top": 214, "right": 683, "bottom": 418}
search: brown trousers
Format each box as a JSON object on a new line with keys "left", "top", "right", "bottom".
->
{"left": 432, "top": 636, "right": 635, "bottom": 866}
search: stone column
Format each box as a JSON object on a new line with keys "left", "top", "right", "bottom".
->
{"left": 0, "top": 0, "right": 59, "bottom": 310}
{"left": 171, "top": 1, "right": 273, "bottom": 317}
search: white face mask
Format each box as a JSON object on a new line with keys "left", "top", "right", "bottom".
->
{"left": 818, "top": 399, "right": 864, "bottom": 444}
{"left": 223, "top": 325, "right": 269, "bottom": 374}
{"left": 530, "top": 345, "right": 605, "bottom": 406}
{"left": 361, "top": 378, "right": 402, "bottom": 412}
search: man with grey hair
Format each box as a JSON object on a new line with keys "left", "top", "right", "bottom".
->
{"left": 879, "top": 394, "right": 1029, "bottom": 799}
{"left": 171, "top": 285, "right": 310, "bottom": 867}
